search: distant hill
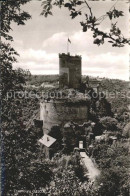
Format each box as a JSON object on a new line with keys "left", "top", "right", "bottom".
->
{"left": 27, "top": 75, "right": 59, "bottom": 86}
{"left": 83, "top": 76, "right": 129, "bottom": 113}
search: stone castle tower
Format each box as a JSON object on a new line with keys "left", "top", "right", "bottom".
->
{"left": 59, "top": 53, "right": 82, "bottom": 89}
{"left": 40, "top": 53, "right": 90, "bottom": 134}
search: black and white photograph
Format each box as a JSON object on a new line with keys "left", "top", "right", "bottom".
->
{"left": 1, "top": 0, "right": 130, "bottom": 195}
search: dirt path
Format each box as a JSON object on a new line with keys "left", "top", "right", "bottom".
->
{"left": 80, "top": 152, "right": 100, "bottom": 180}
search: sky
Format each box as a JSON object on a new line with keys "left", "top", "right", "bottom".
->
{"left": 10, "top": 0, "right": 129, "bottom": 80}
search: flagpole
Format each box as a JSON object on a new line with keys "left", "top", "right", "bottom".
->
{"left": 67, "top": 40, "right": 69, "bottom": 54}
{"left": 67, "top": 38, "right": 71, "bottom": 54}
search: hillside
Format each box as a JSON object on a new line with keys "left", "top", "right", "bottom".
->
{"left": 100, "top": 78, "right": 129, "bottom": 113}
{"left": 28, "top": 74, "right": 59, "bottom": 86}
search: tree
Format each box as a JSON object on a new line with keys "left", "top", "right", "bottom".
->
{"left": 49, "top": 125, "right": 63, "bottom": 151}
{"left": 49, "top": 125, "right": 63, "bottom": 142}
{"left": 100, "top": 116, "right": 118, "bottom": 131}
{"left": 41, "top": 0, "right": 130, "bottom": 47}
{"left": 97, "top": 166, "right": 129, "bottom": 196}
{"left": 63, "top": 124, "right": 77, "bottom": 153}
{"left": 1, "top": 0, "right": 31, "bottom": 96}
{"left": 1, "top": 0, "right": 31, "bottom": 41}
{"left": 18, "top": 160, "right": 53, "bottom": 191}
{"left": 93, "top": 141, "right": 130, "bottom": 196}
{"left": 45, "top": 166, "right": 82, "bottom": 195}
{"left": 97, "top": 97, "right": 113, "bottom": 117}
{"left": 1, "top": 1, "right": 53, "bottom": 195}
{"left": 44, "top": 155, "right": 89, "bottom": 195}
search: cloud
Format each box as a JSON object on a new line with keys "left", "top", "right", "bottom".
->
{"left": 81, "top": 52, "right": 128, "bottom": 80}
{"left": 15, "top": 39, "right": 23, "bottom": 46}
{"left": 13, "top": 45, "right": 129, "bottom": 80}
{"left": 42, "top": 30, "right": 129, "bottom": 56}
{"left": 14, "top": 48, "right": 59, "bottom": 74}
{"left": 17, "top": 48, "right": 58, "bottom": 64}
{"left": 82, "top": 52, "right": 128, "bottom": 69}
{"left": 42, "top": 31, "right": 94, "bottom": 53}
{"left": 42, "top": 32, "right": 67, "bottom": 48}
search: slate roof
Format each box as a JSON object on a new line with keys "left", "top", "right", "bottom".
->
{"left": 39, "top": 134, "right": 56, "bottom": 148}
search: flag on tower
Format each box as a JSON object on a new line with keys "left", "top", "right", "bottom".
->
{"left": 68, "top": 38, "right": 71, "bottom": 44}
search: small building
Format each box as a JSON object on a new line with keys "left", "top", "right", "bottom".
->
{"left": 39, "top": 134, "right": 57, "bottom": 159}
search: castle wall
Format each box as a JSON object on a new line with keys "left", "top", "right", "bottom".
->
{"left": 59, "top": 53, "right": 81, "bottom": 89}
{"left": 40, "top": 100, "right": 89, "bottom": 134}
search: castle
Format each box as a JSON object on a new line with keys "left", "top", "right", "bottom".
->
{"left": 39, "top": 53, "right": 112, "bottom": 158}
{"left": 39, "top": 53, "right": 112, "bottom": 136}
{"left": 40, "top": 53, "right": 90, "bottom": 134}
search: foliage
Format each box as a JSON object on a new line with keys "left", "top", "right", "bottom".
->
{"left": 97, "top": 167, "right": 129, "bottom": 196}
{"left": 69, "top": 153, "right": 88, "bottom": 182}
{"left": 44, "top": 155, "right": 90, "bottom": 196}
{"left": 99, "top": 116, "right": 118, "bottom": 131}
{"left": 41, "top": 0, "right": 130, "bottom": 47}
{"left": 1, "top": 0, "right": 31, "bottom": 42}
{"left": 123, "top": 122, "right": 130, "bottom": 138}
{"left": 1, "top": 0, "right": 31, "bottom": 96}
{"left": 1, "top": 92, "right": 52, "bottom": 192}
{"left": 62, "top": 122, "right": 86, "bottom": 153}
{"left": 1, "top": 1, "right": 52, "bottom": 195}
{"left": 95, "top": 95, "right": 113, "bottom": 118}
{"left": 45, "top": 166, "right": 83, "bottom": 195}
{"left": 28, "top": 75, "right": 59, "bottom": 86}
{"left": 49, "top": 125, "right": 63, "bottom": 151}
{"left": 100, "top": 78, "right": 129, "bottom": 114}
{"left": 1, "top": 43, "right": 22, "bottom": 96}
{"left": 63, "top": 124, "right": 77, "bottom": 153}
{"left": 93, "top": 121, "right": 103, "bottom": 136}
{"left": 18, "top": 160, "right": 52, "bottom": 190}
{"left": 92, "top": 141, "right": 130, "bottom": 196}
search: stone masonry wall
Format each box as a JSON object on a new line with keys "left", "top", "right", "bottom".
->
{"left": 40, "top": 99, "right": 89, "bottom": 134}
{"left": 59, "top": 53, "right": 81, "bottom": 89}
